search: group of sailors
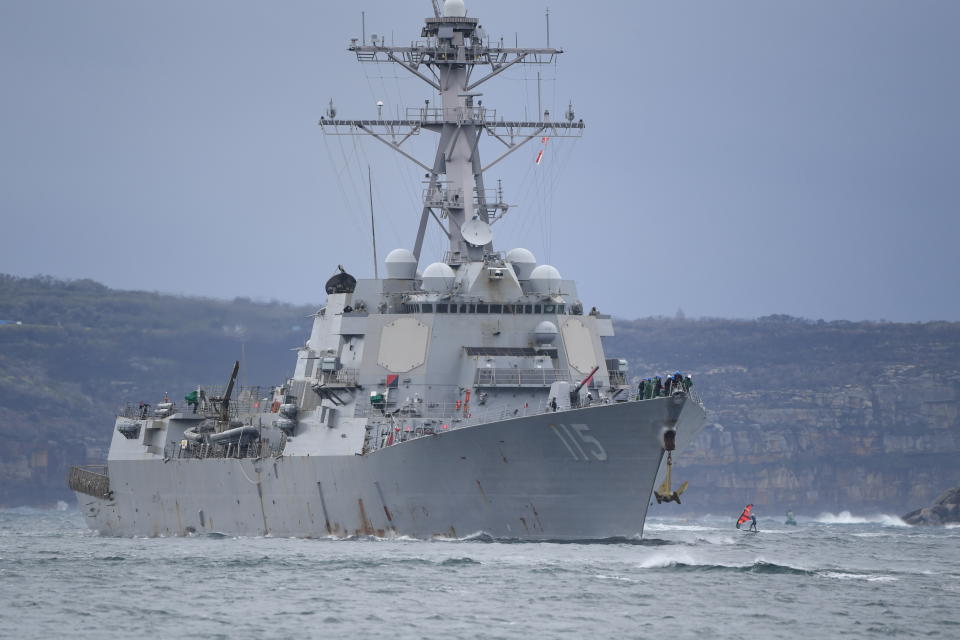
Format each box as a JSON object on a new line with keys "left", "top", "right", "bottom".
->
{"left": 638, "top": 371, "right": 692, "bottom": 400}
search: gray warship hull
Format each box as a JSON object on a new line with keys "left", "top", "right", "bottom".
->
{"left": 77, "top": 397, "right": 704, "bottom": 539}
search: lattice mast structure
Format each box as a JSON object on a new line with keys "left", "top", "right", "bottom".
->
{"left": 320, "top": 1, "right": 584, "bottom": 267}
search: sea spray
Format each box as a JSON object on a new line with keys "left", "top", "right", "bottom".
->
{"left": 814, "top": 511, "right": 908, "bottom": 526}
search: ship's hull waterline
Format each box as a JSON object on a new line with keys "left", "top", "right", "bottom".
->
{"left": 76, "top": 397, "right": 704, "bottom": 540}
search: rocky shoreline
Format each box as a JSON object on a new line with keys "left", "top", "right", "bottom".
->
{"left": 902, "top": 488, "right": 960, "bottom": 525}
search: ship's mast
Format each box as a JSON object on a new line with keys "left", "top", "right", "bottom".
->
{"left": 320, "top": 1, "right": 584, "bottom": 267}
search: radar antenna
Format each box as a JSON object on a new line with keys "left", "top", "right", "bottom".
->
{"left": 320, "top": 1, "right": 584, "bottom": 265}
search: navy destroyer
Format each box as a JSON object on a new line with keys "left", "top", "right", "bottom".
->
{"left": 69, "top": 0, "right": 706, "bottom": 539}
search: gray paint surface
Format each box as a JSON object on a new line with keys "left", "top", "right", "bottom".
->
{"left": 79, "top": 398, "right": 705, "bottom": 539}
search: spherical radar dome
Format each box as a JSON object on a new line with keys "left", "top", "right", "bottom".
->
{"left": 529, "top": 264, "right": 562, "bottom": 294}
{"left": 444, "top": 0, "right": 467, "bottom": 18}
{"left": 421, "top": 262, "right": 456, "bottom": 291}
{"left": 506, "top": 247, "right": 537, "bottom": 280}
{"left": 534, "top": 320, "right": 558, "bottom": 345}
{"left": 385, "top": 248, "right": 417, "bottom": 279}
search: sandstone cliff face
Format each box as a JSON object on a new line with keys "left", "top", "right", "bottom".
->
{"left": 609, "top": 317, "right": 960, "bottom": 513}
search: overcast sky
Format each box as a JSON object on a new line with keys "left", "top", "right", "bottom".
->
{"left": 1, "top": 0, "right": 957, "bottom": 321}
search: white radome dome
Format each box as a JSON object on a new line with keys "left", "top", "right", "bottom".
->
{"left": 444, "top": 0, "right": 466, "bottom": 18}
{"left": 385, "top": 248, "right": 417, "bottom": 279}
{"left": 529, "top": 264, "right": 562, "bottom": 294}
{"left": 421, "top": 262, "right": 456, "bottom": 291}
{"left": 534, "top": 320, "right": 558, "bottom": 345}
{"left": 506, "top": 247, "right": 537, "bottom": 280}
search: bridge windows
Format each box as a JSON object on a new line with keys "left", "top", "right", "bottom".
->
{"left": 400, "top": 303, "right": 567, "bottom": 315}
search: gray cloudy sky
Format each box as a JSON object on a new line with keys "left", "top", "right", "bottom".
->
{"left": 1, "top": 0, "right": 958, "bottom": 321}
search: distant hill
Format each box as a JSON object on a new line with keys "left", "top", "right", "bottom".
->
{"left": 1, "top": 274, "right": 957, "bottom": 513}
{"left": 0, "top": 274, "right": 313, "bottom": 505}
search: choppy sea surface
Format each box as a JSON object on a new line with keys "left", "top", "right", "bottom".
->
{"left": 1, "top": 508, "right": 958, "bottom": 639}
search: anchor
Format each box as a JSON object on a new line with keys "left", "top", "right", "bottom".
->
{"left": 654, "top": 429, "right": 688, "bottom": 504}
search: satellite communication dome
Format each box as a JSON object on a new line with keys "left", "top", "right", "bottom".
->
{"left": 444, "top": 0, "right": 467, "bottom": 18}
{"left": 506, "top": 247, "right": 537, "bottom": 280}
{"left": 534, "top": 320, "right": 559, "bottom": 345}
{"left": 421, "top": 262, "right": 457, "bottom": 291}
{"left": 385, "top": 248, "right": 417, "bottom": 279}
{"left": 529, "top": 264, "right": 562, "bottom": 294}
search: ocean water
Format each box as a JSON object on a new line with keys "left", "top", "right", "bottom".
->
{"left": 1, "top": 508, "right": 957, "bottom": 639}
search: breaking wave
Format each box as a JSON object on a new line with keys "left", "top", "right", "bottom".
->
{"left": 635, "top": 552, "right": 901, "bottom": 582}
{"left": 814, "top": 511, "right": 907, "bottom": 527}
{"left": 636, "top": 551, "right": 813, "bottom": 575}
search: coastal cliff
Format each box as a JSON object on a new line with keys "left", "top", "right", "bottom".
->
{"left": 610, "top": 316, "right": 960, "bottom": 513}
{"left": 1, "top": 275, "right": 958, "bottom": 511}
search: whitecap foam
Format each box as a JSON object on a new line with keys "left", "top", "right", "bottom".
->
{"left": 694, "top": 536, "right": 738, "bottom": 546}
{"left": 593, "top": 573, "right": 637, "bottom": 583}
{"left": 636, "top": 550, "right": 699, "bottom": 568}
{"left": 818, "top": 571, "right": 898, "bottom": 582}
{"left": 644, "top": 523, "right": 720, "bottom": 532}
{"left": 814, "top": 511, "right": 907, "bottom": 526}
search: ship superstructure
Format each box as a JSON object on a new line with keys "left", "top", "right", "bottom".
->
{"left": 69, "top": 0, "right": 706, "bottom": 539}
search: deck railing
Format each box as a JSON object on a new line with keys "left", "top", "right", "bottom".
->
{"left": 118, "top": 385, "right": 271, "bottom": 420}
{"left": 166, "top": 435, "right": 286, "bottom": 461}
{"left": 360, "top": 385, "right": 704, "bottom": 455}
{"left": 473, "top": 367, "right": 572, "bottom": 388}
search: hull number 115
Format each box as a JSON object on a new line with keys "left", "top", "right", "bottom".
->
{"left": 550, "top": 423, "right": 608, "bottom": 461}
